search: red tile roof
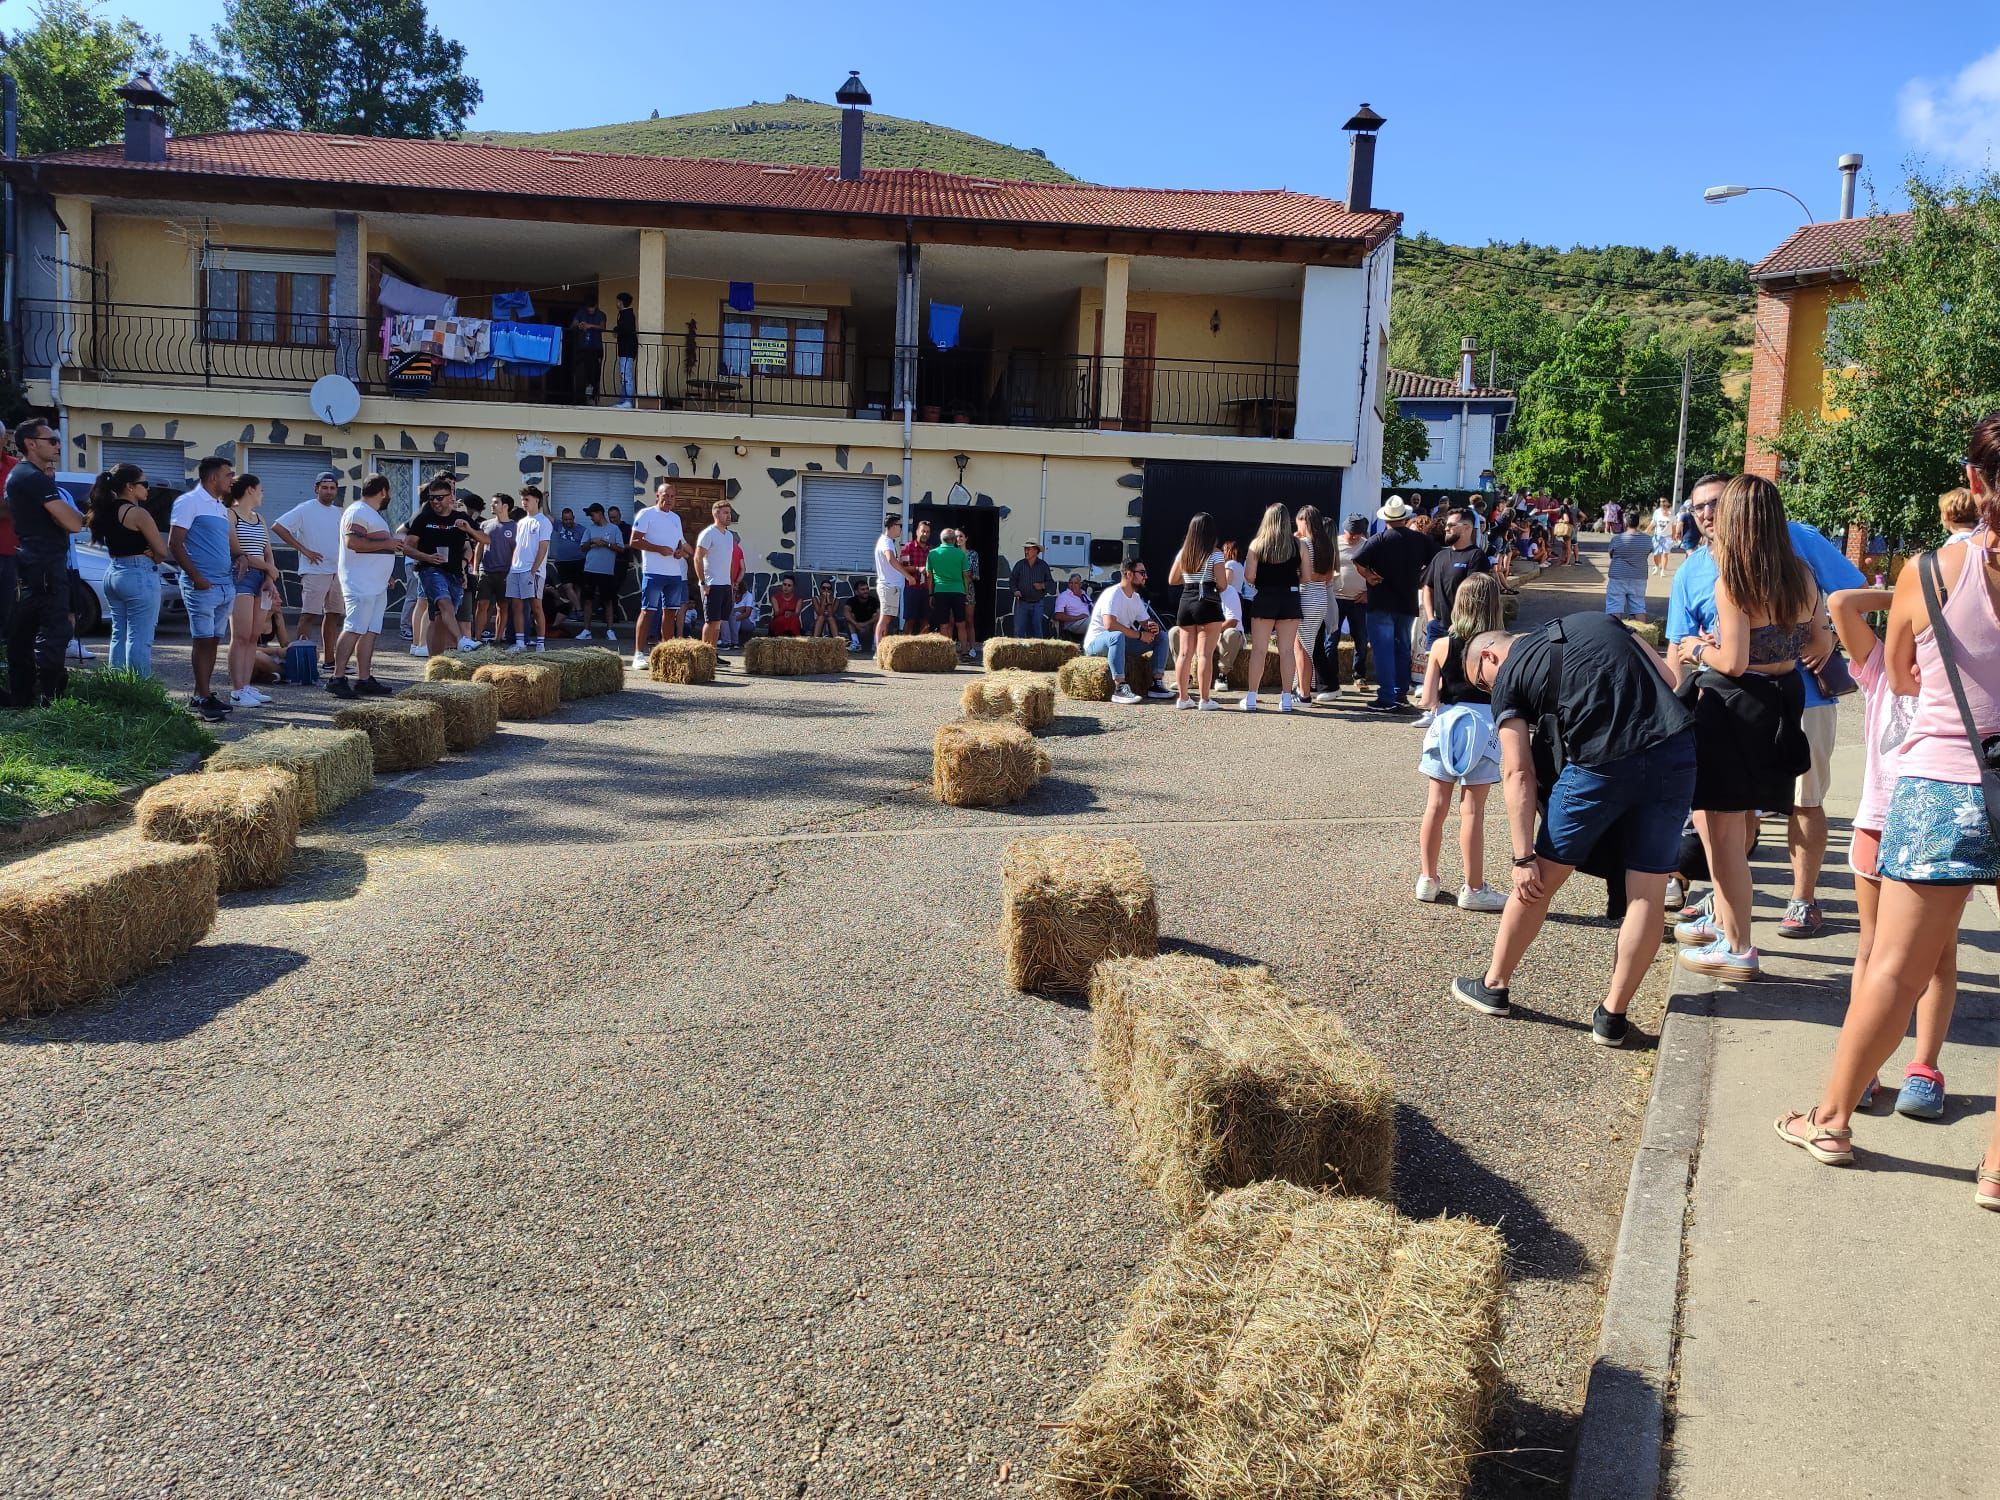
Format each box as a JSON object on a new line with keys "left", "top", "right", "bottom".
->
{"left": 20, "top": 130, "right": 1401, "bottom": 249}
{"left": 1749, "top": 212, "right": 1912, "bottom": 282}
{"left": 1387, "top": 367, "right": 1513, "bottom": 401}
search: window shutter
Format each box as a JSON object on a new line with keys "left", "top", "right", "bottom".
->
{"left": 244, "top": 447, "right": 339, "bottom": 515}
{"left": 548, "top": 461, "right": 640, "bottom": 519}
{"left": 798, "top": 474, "right": 885, "bottom": 573}
{"left": 98, "top": 437, "right": 189, "bottom": 485}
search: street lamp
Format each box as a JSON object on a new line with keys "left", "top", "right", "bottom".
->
{"left": 1703, "top": 184, "right": 1815, "bottom": 223}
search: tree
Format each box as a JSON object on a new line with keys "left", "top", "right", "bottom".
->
{"left": 160, "top": 53, "right": 233, "bottom": 136}
{"left": 1381, "top": 394, "right": 1429, "bottom": 487}
{"left": 202, "top": 0, "right": 481, "bottom": 137}
{"left": 1772, "top": 171, "right": 2000, "bottom": 547}
{"left": 6, "top": 0, "right": 159, "bottom": 154}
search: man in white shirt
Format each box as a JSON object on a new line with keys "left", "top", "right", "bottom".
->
{"left": 1083, "top": 557, "right": 1172, "bottom": 705}
{"left": 1052, "top": 574, "right": 1092, "bottom": 642}
{"left": 873, "top": 515, "right": 915, "bottom": 646}
{"left": 628, "top": 479, "right": 691, "bottom": 668}
{"left": 271, "top": 470, "right": 346, "bottom": 658}
{"left": 507, "top": 488, "right": 554, "bottom": 652}
{"left": 327, "top": 473, "right": 410, "bottom": 699}
{"left": 692, "top": 498, "right": 737, "bottom": 650}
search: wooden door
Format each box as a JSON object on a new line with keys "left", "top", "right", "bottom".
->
{"left": 1094, "top": 311, "right": 1157, "bottom": 432}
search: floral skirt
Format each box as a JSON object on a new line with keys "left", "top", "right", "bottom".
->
{"left": 1878, "top": 775, "right": 2000, "bottom": 884}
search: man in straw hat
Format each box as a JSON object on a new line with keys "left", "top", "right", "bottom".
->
{"left": 1349, "top": 496, "right": 1433, "bottom": 714}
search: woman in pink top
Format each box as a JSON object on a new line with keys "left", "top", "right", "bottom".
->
{"left": 1778, "top": 412, "right": 2000, "bottom": 1207}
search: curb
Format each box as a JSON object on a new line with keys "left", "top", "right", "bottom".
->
{"left": 1568, "top": 968, "right": 1718, "bottom": 1500}
{"left": 0, "top": 750, "right": 205, "bottom": 855}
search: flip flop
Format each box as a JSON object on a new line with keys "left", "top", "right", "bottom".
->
{"left": 1774, "top": 1107, "right": 1854, "bottom": 1166}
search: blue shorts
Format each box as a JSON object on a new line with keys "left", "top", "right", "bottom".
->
{"left": 641, "top": 574, "right": 688, "bottom": 613}
{"left": 1604, "top": 582, "right": 1647, "bottom": 616}
{"left": 1537, "top": 730, "right": 1697, "bottom": 874}
{"left": 232, "top": 569, "right": 265, "bottom": 598}
{"left": 417, "top": 566, "right": 463, "bottom": 608}
{"left": 180, "top": 580, "right": 234, "bottom": 639}
{"left": 1878, "top": 775, "right": 2000, "bottom": 884}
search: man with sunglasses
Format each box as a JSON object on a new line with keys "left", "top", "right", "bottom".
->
{"left": 4, "top": 419, "right": 81, "bottom": 707}
{"left": 1449, "top": 610, "right": 1695, "bottom": 1047}
{"left": 1084, "top": 556, "right": 1171, "bottom": 705}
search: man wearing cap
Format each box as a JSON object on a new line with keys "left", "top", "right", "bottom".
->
{"left": 575, "top": 502, "right": 624, "bottom": 641}
{"left": 1009, "top": 539, "right": 1055, "bottom": 638}
{"left": 1350, "top": 497, "right": 1433, "bottom": 713}
{"left": 272, "top": 470, "right": 348, "bottom": 659}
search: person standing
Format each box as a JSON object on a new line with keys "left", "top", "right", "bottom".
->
{"left": 613, "top": 292, "right": 638, "bottom": 409}
{"left": 403, "top": 482, "right": 482, "bottom": 657}
{"left": 327, "top": 474, "right": 408, "bottom": 700}
{"left": 0, "top": 423, "right": 17, "bottom": 646}
{"left": 926, "top": 526, "right": 970, "bottom": 658}
{"left": 960, "top": 531, "right": 981, "bottom": 650}
{"left": 1604, "top": 518, "right": 1655, "bottom": 620}
{"left": 272, "top": 470, "right": 346, "bottom": 659}
{"left": 1668, "top": 472, "right": 1863, "bottom": 940}
{"left": 1294, "top": 505, "right": 1337, "bottom": 699}
{"left": 5, "top": 420, "right": 80, "bottom": 707}
{"left": 693, "top": 499, "right": 738, "bottom": 651}
{"left": 1084, "top": 556, "right": 1170, "bottom": 705}
{"left": 1168, "top": 511, "right": 1227, "bottom": 711}
{"left": 474, "top": 497, "right": 517, "bottom": 643}
{"left": 1009, "top": 539, "right": 1054, "bottom": 638}
{"left": 1325, "top": 513, "right": 1371, "bottom": 701}
{"left": 88, "top": 463, "right": 167, "bottom": 678}
{"left": 1421, "top": 507, "right": 1490, "bottom": 655}
{"left": 226, "top": 474, "right": 281, "bottom": 707}
{"left": 900, "top": 518, "right": 933, "bottom": 637}
{"left": 1650, "top": 499, "right": 1676, "bottom": 577}
{"left": 506, "top": 489, "right": 553, "bottom": 652}
{"left": 1240, "top": 502, "right": 1303, "bottom": 713}
{"left": 873, "top": 516, "right": 914, "bottom": 646}
{"left": 169, "top": 454, "right": 237, "bottom": 721}
{"left": 1352, "top": 497, "right": 1430, "bottom": 713}
{"left": 1449, "top": 611, "right": 1696, "bottom": 1045}
{"left": 569, "top": 299, "right": 606, "bottom": 405}
{"left": 576, "top": 503, "right": 624, "bottom": 642}
{"left": 608, "top": 504, "right": 634, "bottom": 626}
{"left": 549, "top": 507, "right": 587, "bottom": 628}
{"left": 1414, "top": 573, "right": 1507, "bottom": 912}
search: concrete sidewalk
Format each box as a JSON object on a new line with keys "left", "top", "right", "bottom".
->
{"left": 1579, "top": 726, "right": 2000, "bottom": 1498}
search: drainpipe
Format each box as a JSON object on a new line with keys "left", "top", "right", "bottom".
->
{"left": 1457, "top": 399, "right": 1470, "bottom": 488}
{"left": 2, "top": 74, "right": 16, "bottom": 367}
{"left": 1038, "top": 455, "right": 1048, "bottom": 543}
{"left": 52, "top": 222, "right": 70, "bottom": 455}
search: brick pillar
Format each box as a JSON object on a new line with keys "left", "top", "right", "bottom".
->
{"left": 1745, "top": 286, "right": 1791, "bottom": 482}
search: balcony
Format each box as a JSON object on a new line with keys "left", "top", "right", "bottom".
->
{"left": 17, "top": 300, "right": 1299, "bottom": 439}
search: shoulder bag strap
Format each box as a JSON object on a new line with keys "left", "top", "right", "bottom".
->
{"left": 1918, "top": 549, "right": 2000, "bottom": 839}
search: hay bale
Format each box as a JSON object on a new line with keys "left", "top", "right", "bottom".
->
{"left": 543, "top": 647, "right": 627, "bottom": 701}
{"left": 424, "top": 645, "right": 514, "bottom": 682}
{"left": 0, "top": 835, "right": 219, "bottom": 1020}
{"left": 649, "top": 639, "right": 717, "bottom": 683}
{"left": 982, "top": 636, "right": 1079, "bottom": 672}
{"left": 1090, "top": 954, "right": 1394, "bottom": 1218}
{"left": 999, "top": 835, "right": 1157, "bottom": 994}
{"left": 1043, "top": 1180, "right": 1504, "bottom": 1500}
{"left": 1623, "top": 617, "right": 1665, "bottom": 648}
{"left": 745, "top": 635, "right": 850, "bottom": 676}
{"left": 961, "top": 669, "right": 1057, "bottom": 731}
{"left": 1058, "top": 655, "right": 1115, "bottom": 701}
{"left": 332, "top": 699, "right": 447, "bottom": 773}
{"left": 877, "top": 632, "right": 961, "bottom": 673}
{"left": 932, "top": 720, "right": 1050, "bottom": 807}
{"left": 400, "top": 679, "right": 500, "bottom": 751}
{"left": 135, "top": 768, "right": 300, "bottom": 893}
{"left": 1224, "top": 642, "right": 1286, "bottom": 693}
{"left": 472, "top": 662, "right": 562, "bottom": 720}
{"left": 207, "top": 727, "right": 374, "bottom": 824}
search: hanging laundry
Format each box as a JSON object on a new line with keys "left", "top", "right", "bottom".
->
{"left": 491, "top": 290, "right": 535, "bottom": 320}
{"left": 442, "top": 357, "right": 497, "bottom": 381}
{"left": 438, "top": 317, "right": 491, "bottom": 365}
{"left": 728, "top": 282, "right": 756, "bottom": 312}
{"left": 378, "top": 273, "right": 457, "bottom": 319}
{"left": 490, "top": 321, "right": 563, "bottom": 372}
{"left": 928, "top": 302, "right": 963, "bottom": 350}
{"left": 387, "top": 350, "right": 438, "bottom": 394}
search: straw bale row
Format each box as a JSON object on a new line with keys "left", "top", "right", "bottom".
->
{"left": 649, "top": 639, "right": 716, "bottom": 683}
{"left": 999, "top": 835, "right": 1156, "bottom": 993}
{"left": 878, "top": 633, "right": 961, "bottom": 673}
{"left": 543, "top": 647, "right": 626, "bottom": 701}
{"left": 745, "top": 635, "right": 849, "bottom": 676}
{"left": 982, "top": 636, "right": 1078, "bottom": 672}
{"left": 960, "top": 670, "right": 1057, "bottom": 731}
{"left": 932, "top": 720, "right": 1049, "bottom": 806}
{"left": 1057, "top": 655, "right": 1115, "bottom": 701}
{"left": 333, "top": 700, "right": 447, "bottom": 772}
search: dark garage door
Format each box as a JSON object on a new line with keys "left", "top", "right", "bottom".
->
{"left": 1137, "top": 460, "right": 1342, "bottom": 615}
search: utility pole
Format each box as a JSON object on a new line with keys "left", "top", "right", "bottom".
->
{"left": 1670, "top": 347, "right": 1692, "bottom": 507}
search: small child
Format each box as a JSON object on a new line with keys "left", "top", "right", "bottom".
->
{"left": 1414, "top": 573, "right": 1507, "bottom": 913}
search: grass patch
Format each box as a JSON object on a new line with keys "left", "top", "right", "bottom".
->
{"left": 0, "top": 672, "right": 216, "bottom": 822}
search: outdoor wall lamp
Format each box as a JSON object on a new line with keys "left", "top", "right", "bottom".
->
{"left": 1210, "top": 309, "right": 1221, "bottom": 334}
{"left": 946, "top": 453, "right": 972, "bottom": 505}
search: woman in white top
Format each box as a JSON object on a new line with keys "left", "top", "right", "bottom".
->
{"left": 226, "top": 474, "right": 280, "bottom": 707}
{"left": 1650, "top": 501, "right": 1676, "bottom": 576}
{"left": 1293, "top": 504, "right": 1336, "bottom": 700}
{"left": 1168, "top": 511, "right": 1228, "bottom": 709}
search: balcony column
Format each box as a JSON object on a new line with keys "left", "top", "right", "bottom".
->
{"left": 1096, "top": 254, "right": 1129, "bottom": 429}
{"left": 51, "top": 195, "right": 94, "bottom": 389}
{"left": 332, "top": 212, "right": 367, "bottom": 382}
{"left": 637, "top": 228, "right": 667, "bottom": 407}
{"left": 892, "top": 243, "right": 921, "bottom": 413}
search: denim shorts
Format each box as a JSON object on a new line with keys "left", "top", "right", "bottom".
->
{"left": 1537, "top": 730, "right": 1697, "bottom": 874}
{"left": 1878, "top": 776, "right": 2000, "bottom": 884}
{"left": 641, "top": 574, "right": 688, "bottom": 613}
{"left": 232, "top": 568, "right": 265, "bottom": 598}
{"left": 417, "top": 566, "right": 463, "bottom": 608}
{"left": 181, "top": 580, "right": 234, "bottom": 640}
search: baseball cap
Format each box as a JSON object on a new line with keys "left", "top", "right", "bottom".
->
{"left": 585, "top": 503, "right": 605, "bottom": 516}
{"left": 314, "top": 469, "right": 341, "bottom": 485}
{"left": 1345, "top": 513, "right": 1370, "bottom": 532}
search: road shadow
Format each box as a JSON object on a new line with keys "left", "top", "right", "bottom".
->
{"left": 1394, "top": 1103, "right": 1591, "bottom": 1284}
{"left": 1159, "top": 935, "right": 1269, "bottom": 967}
{"left": 1469, "top": 1390, "right": 1577, "bottom": 1500}
{"left": 228, "top": 844, "right": 368, "bottom": 907}
{"left": 0, "top": 941, "right": 307, "bottom": 1046}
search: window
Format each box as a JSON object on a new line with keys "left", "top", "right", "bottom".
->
{"left": 548, "top": 461, "right": 637, "bottom": 521}
{"left": 370, "top": 456, "right": 456, "bottom": 529}
{"left": 202, "top": 251, "right": 334, "bottom": 347}
{"left": 798, "top": 474, "right": 885, "bottom": 572}
{"left": 718, "top": 305, "right": 844, "bottom": 380}
{"left": 245, "top": 447, "right": 340, "bottom": 514}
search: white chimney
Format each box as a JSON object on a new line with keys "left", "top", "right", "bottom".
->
{"left": 1838, "top": 154, "right": 1862, "bottom": 220}
{"left": 1459, "top": 335, "right": 1477, "bottom": 394}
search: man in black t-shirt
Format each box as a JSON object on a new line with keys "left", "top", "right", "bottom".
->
{"left": 1351, "top": 497, "right": 1431, "bottom": 712}
{"left": 1422, "top": 508, "right": 1491, "bottom": 649}
{"left": 570, "top": 300, "right": 607, "bottom": 405}
{"left": 1445, "top": 612, "right": 1695, "bottom": 1045}
{"left": 6, "top": 419, "right": 82, "bottom": 707}
{"left": 613, "top": 292, "right": 639, "bottom": 409}
{"left": 403, "top": 482, "right": 482, "bottom": 655}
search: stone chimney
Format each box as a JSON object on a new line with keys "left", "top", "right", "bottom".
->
{"left": 1341, "top": 103, "right": 1385, "bottom": 213}
{"left": 836, "top": 72, "right": 871, "bottom": 183}
{"left": 114, "top": 71, "right": 173, "bottom": 163}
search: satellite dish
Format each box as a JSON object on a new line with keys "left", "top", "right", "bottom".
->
{"left": 309, "top": 373, "right": 361, "bottom": 427}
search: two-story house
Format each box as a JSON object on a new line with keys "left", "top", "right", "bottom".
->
{"left": 2, "top": 79, "right": 1401, "bottom": 627}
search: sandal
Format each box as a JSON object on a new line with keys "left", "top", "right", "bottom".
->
{"left": 1774, "top": 1107, "right": 1855, "bottom": 1166}
{"left": 1975, "top": 1168, "right": 2000, "bottom": 1213}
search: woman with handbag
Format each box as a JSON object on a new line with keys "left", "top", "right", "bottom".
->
{"left": 1672, "top": 475, "right": 1829, "bottom": 978}
{"left": 1778, "top": 412, "right": 2000, "bottom": 1194}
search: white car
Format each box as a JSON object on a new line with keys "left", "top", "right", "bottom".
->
{"left": 54, "top": 471, "right": 184, "bottom": 636}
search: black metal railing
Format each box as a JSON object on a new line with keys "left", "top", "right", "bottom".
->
{"left": 18, "top": 301, "right": 1298, "bottom": 437}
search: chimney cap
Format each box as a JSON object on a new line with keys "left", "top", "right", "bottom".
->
{"left": 115, "top": 70, "right": 174, "bottom": 111}
{"left": 836, "top": 71, "right": 871, "bottom": 107}
{"left": 1838, "top": 153, "right": 1863, "bottom": 170}
{"left": 1342, "top": 102, "right": 1385, "bottom": 134}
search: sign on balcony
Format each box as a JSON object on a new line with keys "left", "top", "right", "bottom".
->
{"left": 749, "top": 338, "right": 787, "bottom": 368}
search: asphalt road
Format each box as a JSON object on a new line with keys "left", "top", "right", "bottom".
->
{"left": 2, "top": 556, "right": 1667, "bottom": 1497}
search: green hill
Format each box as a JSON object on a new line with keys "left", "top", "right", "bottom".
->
{"left": 462, "top": 98, "right": 1078, "bottom": 183}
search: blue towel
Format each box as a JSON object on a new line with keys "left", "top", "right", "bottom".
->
{"left": 928, "top": 302, "right": 962, "bottom": 350}
{"left": 728, "top": 281, "right": 756, "bottom": 312}
{"left": 443, "top": 357, "right": 496, "bottom": 380}
{"left": 491, "top": 322, "right": 563, "bottom": 366}
{"left": 491, "top": 290, "right": 535, "bottom": 320}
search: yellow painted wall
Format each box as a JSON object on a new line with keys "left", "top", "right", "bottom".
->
{"left": 1073, "top": 288, "right": 1300, "bottom": 365}
{"left": 96, "top": 214, "right": 337, "bottom": 309}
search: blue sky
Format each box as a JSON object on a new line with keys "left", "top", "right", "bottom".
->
{"left": 124, "top": 0, "right": 2000, "bottom": 262}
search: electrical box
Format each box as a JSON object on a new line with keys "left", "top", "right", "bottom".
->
{"left": 1040, "top": 530, "right": 1090, "bottom": 569}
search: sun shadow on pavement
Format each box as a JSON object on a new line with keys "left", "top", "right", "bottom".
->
{"left": 228, "top": 844, "right": 368, "bottom": 907}
{"left": 0, "top": 941, "right": 308, "bottom": 1047}
{"left": 1394, "top": 1103, "right": 1591, "bottom": 1284}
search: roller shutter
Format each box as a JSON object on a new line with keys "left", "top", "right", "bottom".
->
{"left": 798, "top": 473, "right": 885, "bottom": 573}
{"left": 98, "top": 437, "right": 188, "bottom": 487}
{"left": 548, "top": 461, "right": 639, "bottom": 519}
{"left": 244, "top": 446, "right": 339, "bottom": 516}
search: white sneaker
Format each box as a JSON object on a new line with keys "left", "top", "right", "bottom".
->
{"left": 531, "top": 639, "right": 545, "bottom": 652}
{"left": 1458, "top": 884, "right": 1509, "bottom": 913}
{"left": 604, "top": 627, "right": 616, "bottom": 641}
{"left": 631, "top": 652, "right": 647, "bottom": 670}
{"left": 1312, "top": 691, "right": 1341, "bottom": 706}
{"left": 457, "top": 637, "right": 476, "bottom": 652}
{"left": 70, "top": 640, "right": 97, "bottom": 661}
{"left": 1665, "top": 877, "right": 1686, "bottom": 909}
{"left": 1240, "top": 692, "right": 1258, "bottom": 712}
{"left": 229, "top": 688, "right": 262, "bottom": 708}
{"left": 410, "top": 643, "right": 430, "bottom": 658}
{"left": 1197, "top": 698, "right": 1219, "bottom": 711}
{"left": 1415, "top": 875, "right": 1444, "bottom": 903}
{"left": 1111, "top": 687, "right": 1142, "bottom": 705}
{"left": 507, "top": 641, "right": 525, "bottom": 654}
{"left": 1412, "top": 710, "right": 1435, "bottom": 728}
{"left": 1175, "top": 696, "right": 1196, "bottom": 710}
{"left": 577, "top": 630, "right": 593, "bottom": 640}
{"left": 1278, "top": 691, "right": 1295, "bottom": 713}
